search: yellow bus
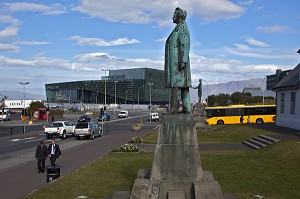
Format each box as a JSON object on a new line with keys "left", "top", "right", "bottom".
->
{"left": 205, "top": 104, "right": 276, "bottom": 125}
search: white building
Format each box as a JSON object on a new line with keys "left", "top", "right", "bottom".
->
{"left": 4, "top": 100, "right": 39, "bottom": 109}
{"left": 273, "top": 63, "right": 300, "bottom": 130}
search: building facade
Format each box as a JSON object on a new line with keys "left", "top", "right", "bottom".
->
{"left": 45, "top": 68, "right": 170, "bottom": 106}
{"left": 266, "top": 69, "right": 291, "bottom": 90}
{"left": 273, "top": 63, "right": 300, "bottom": 130}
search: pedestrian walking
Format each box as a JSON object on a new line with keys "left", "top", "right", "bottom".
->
{"left": 247, "top": 116, "right": 251, "bottom": 123}
{"left": 47, "top": 139, "right": 61, "bottom": 166}
{"left": 35, "top": 141, "right": 47, "bottom": 173}
{"left": 240, "top": 115, "right": 244, "bottom": 123}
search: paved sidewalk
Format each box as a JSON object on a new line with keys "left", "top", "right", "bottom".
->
{"left": 0, "top": 124, "right": 155, "bottom": 199}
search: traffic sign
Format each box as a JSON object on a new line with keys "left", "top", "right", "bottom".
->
{"left": 21, "top": 115, "right": 27, "bottom": 121}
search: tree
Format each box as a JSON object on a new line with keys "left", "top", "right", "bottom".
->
{"left": 231, "top": 92, "right": 243, "bottom": 104}
{"left": 216, "top": 93, "right": 230, "bottom": 106}
{"left": 207, "top": 95, "right": 217, "bottom": 106}
{"left": 0, "top": 95, "right": 8, "bottom": 110}
{"left": 28, "top": 101, "right": 46, "bottom": 116}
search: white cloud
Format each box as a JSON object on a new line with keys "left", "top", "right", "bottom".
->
{"left": 0, "top": 44, "right": 20, "bottom": 52}
{"left": 70, "top": 36, "right": 140, "bottom": 47}
{"left": 0, "top": 15, "right": 21, "bottom": 26}
{"left": 246, "top": 37, "right": 269, "bottom": 47}
{"left": 233, "top": 44, "right": 251, "bottom": 51}
{"left": 238, "top": 0, "right": 254, "bottom": 6}
{"left": 2, "top": 2, "right": 67, "bottom": 15}
{"left": 18, "top": 41, "right": 52, "bottom": 45}
{"left": 0, "top": 26, "right": 19, "bottom": 40}
{"left": 256, "top": 25, "right": 290, "bottom": 33}
{"left": 156, "top": 38, "right": 167, "bottom": 43}
{"left": 75, "top": 0, "right": 244, "bottom": 26}
{"left": 225, "top": 46, "right": 296, "bottom": 59}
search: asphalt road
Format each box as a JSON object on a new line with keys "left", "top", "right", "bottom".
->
{"left": 0, "top": 111, "right": 157, "bottom": 199}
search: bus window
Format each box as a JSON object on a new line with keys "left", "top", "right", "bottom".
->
{"left": 213, "top": 109, "right": 225, "bottom": 117}
{"left": 225, "top": 108, "right": 244, "bottom": 116}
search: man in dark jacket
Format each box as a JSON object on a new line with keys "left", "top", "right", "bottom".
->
{"left": 47, "top": 139, "right": 61, "bottom": 166}
{"left": 35, "top": 141, "right": 47, "bottom": 173}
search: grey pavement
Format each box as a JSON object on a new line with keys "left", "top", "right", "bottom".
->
{"left": 0, "top": 120, "right": 156, "bottom": 199}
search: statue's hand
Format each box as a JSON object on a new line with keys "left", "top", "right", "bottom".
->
{"left": 178, "top": 62, "right": 186, "bottom": 70}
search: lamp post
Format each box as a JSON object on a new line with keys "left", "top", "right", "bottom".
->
{"left": 263, "top": 76, "right": 267, "bottom": 105}
{"left": 19, "top": 82, "right": 30, "bottom": 134}
{"left": 125, "top": 91, "right": 128, "bottom": 104}
{"left": 202, "top": 79, "right": 209, "bottom": 106}
{"left": 114, "top": 81, "right": 118, "bottom": 114}
{"left": 148, "top": 83, "right": 153, "bottom": 123}
{"left": 81, "top": 82, "right": 87, "bottom": 108}
{"left": 101, "top": 69, "right": 110, "bottom": 107}
{"left": 137, "top": 86, "right": 144, "bottom": 109}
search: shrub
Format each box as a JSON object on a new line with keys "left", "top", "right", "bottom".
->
{"left": 130, "top": 136, "right": 143, "bottom": 143}
{"left": 112, "top": 144, "right": 139, "bottom": 152}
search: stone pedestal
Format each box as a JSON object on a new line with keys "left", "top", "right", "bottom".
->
{"left": 130, "top": 114, "right": 222, "bottom": 199}
{"left": 193, "top": 103, "right": 212, "bottom": 131}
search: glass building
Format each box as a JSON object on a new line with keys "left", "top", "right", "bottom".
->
{"left": 45, "top": 68, "right": 170, "bottom": 105}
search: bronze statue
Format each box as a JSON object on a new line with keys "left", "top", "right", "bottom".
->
{"left": 164, "top": 7, "right": 191, "bottom": 114}
{"left": 193, "top": 79, "right": 202, "bottom": 103}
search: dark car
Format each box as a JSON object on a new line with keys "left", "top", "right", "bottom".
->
{"left": 70, "top": 107, "right": 80, "bottom": 112}
{"left": 78, "top": 115, "right": 91, "bottom": 122}
{"left": 98, "top": 112, "right": 110, "bottom": 121}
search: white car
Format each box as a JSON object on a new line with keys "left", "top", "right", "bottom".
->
{"left": 44, "top": 121, "right": 75, "bottom": 139}
{"left": 118, "top": 110, "right": 128, "bottom": 118}
{"left": 148, "top": 112, "right": 159, "bottom": 122}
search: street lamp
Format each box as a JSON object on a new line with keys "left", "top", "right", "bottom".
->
{"left": 125, "top": 91, "right": 128, "bottom": 104}
{"left": 101, "top": 69, "right": 110, "bottom": 107}
{"left": 202, "top": 79, "right": 209, "bottom": 106}
{"left": 81, "top": 82, "right": 87, "bottom": 105}
{"left": 263, "top": 75, "right": 267, "bottom": 105}
{"left": 19, "top": 81, "right": 30, "bottom": 134}
{"left": 114, "top": 81, "right": 118, "bottom": 114}
{"left": 148, "top": 83, "right": 153, "bottom": 123}
{"left": 137, "top": 86, "right": 144, "bottom": 109}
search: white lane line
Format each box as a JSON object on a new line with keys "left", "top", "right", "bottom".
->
{"left": 10, "top": 137, "right": 36, "bottom": 142}
{"left": 24, "top": 138, "right": 45, "bottom": 143}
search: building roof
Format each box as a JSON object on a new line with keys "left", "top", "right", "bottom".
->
{"left": 273, "top": 63, "right": 300, "bottom": 90}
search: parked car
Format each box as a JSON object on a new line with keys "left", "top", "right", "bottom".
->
{"left": 0, "top": 109, "right": 10, "bottom": 121}
{"left": 98, "top": 112, "right": 111, "bottom": 121}
{"left": 44, "top": 121, "right": 75, "bottom": 139}
{"left": 74, "top": 122, "right": 102, "bottom": 140}
{"left": 78, "top": 115, "right": 91, "bottom": 122}
{"left": 148, "top": 112, "right": 159, "bottom": 122}
{"left": 70, "top": 107, "right": 80, "bottom": 112}
{"left": 118, "top": 110, "right": 128, "bottom": 118}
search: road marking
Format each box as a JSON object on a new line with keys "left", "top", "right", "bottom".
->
{"left": 24, "top": 138, "right": 45, "bottom": 143}
{"left": 10, "top": 137, "right": 36, "bottom": 142}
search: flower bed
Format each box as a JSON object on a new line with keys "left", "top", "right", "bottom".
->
{"left": 112, "top": 144, "right": 139, "bottom": 152}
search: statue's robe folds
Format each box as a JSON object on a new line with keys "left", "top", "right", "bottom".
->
{"left": 164, "top": 21, "right": 191, "bottom": 88}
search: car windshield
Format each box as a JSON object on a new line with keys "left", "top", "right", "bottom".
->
{"left": 52, "top": 123, "right": 63, "bottom": 127}
{"left": 120, "top": 111, "right": 126, "bottom": 114}
{"left": 76, "top": 123, "right": 89, "bottom": 128}
{"left": 79, "top": 116, "right": 88, "bottom": 119}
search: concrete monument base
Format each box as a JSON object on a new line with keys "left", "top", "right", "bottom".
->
{"left": 130, "top": 114, "right": 222, "bottom": 199}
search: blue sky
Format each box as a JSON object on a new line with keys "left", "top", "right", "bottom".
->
{"left": 0, "top": 0, "right": 299, "bottom": 97}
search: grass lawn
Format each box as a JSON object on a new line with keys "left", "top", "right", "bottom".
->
{"left": 201, "top": 140, "right": 300, "bottom": 199}
{"left": 26, "top": 153, "right": 153, "bottom": 199}
{"left": 142, "top": 124, "right": 278, "bottom": 144}
{"left": 25, "top": 124, "right": 300, "bottom": 199}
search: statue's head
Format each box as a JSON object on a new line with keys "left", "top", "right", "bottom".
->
{"left": 199, "top": 79, "right": 202, "bottom": 82}
{"left": 173, "top": 7, "right": 187, "bottom": 24}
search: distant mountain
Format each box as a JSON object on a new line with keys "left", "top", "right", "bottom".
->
{"left": 190, "top": 78, "right": 265, "bottom": 103}
{"left": 0, "top": 90, "right": 45, "bottom": 100}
